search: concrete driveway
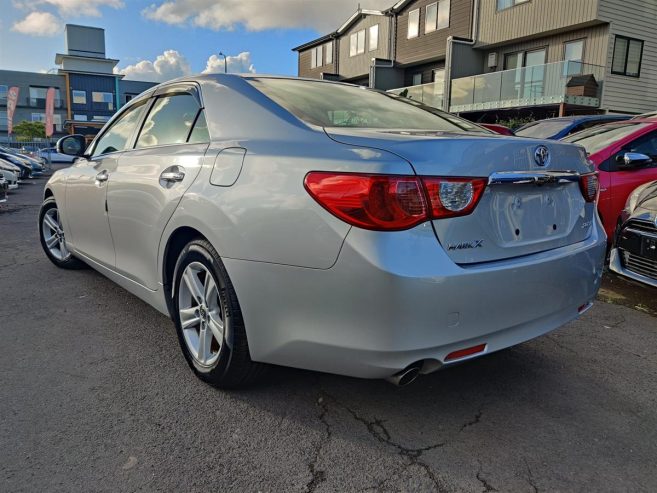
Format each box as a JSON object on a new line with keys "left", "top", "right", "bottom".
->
{"left": 1, "top": 172, "right": 656, "bottom": 492}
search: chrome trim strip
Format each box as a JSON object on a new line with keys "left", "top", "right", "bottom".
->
{"left": 488, "top": 171, "right": 581, "bottom": 186}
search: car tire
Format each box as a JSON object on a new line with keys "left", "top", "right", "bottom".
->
{"left": 172, "top": 238, "right": 266, "bottom": 389}
{"left": 39, "top": 197, "right": 86, "bottom": 269}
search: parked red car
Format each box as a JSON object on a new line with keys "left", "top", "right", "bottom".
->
{"left": 563, "top": 119, "right": 657, "bottom": 241}
{"left": 481, "top": 123, "right": 515, "bottom": 135}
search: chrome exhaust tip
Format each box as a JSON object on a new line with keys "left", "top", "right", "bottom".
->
{"left": 386, "top": 364, "right": 421, "bottom": 387}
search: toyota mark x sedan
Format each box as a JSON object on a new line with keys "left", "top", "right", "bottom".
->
{"left": 41, "top": 75, "right": 606, "bottom": 388}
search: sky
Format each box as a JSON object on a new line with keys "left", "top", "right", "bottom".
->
{"left": 0, "top": 0, "right": 392, "bottom": 82}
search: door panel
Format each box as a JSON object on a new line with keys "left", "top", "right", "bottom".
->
{"left": 65, "top": 156, "right": 119, "bottom": 267}
{"left": 107, "top": 144, "right": 206, "bottom": 289}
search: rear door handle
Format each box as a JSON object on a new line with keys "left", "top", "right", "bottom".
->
{"left": 160, "top": 171, "right": 185, "bottom": 183}
{"left": 95, "top": 170, "right": 109, "bottom": 183}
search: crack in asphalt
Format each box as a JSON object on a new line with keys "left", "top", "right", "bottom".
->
{"left": 321, "top": 391, "right": 449, "bottom": 492}
{"left": 460, "top": 409, "right": 483, "bottom": 432}
{"left": 524, "top": 459, "right": 539, "bottom": 493}
{"left": 305, "top": 396, "right": 330, "bottom": 493}
{"left": 476, "top": 461, "right": 498, "bottom": 492}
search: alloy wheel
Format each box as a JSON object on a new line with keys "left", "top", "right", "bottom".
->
{"left": 177, "top": 262, "right": 225, "bottom": 367}
{"left": 42, "top": 207, "right": 71, "bottom": 261}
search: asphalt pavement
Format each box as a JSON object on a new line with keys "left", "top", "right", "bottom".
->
{"left": 1, "top": 171, "right": 656, "bottom": 492}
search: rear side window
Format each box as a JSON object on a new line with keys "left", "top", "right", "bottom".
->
{"left": 188, "top": 110, "right": 210, "bottom": 144}
{"left": 91, "top": 102, "right": 147, "bottom": 157}
{"left": 136, "top": 93, "right": 201, "bottom": 148}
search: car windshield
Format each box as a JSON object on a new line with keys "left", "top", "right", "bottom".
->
{"left": 562, "top": 122, "right": 651, "bottom": 155}
{"left": 249, "top": 78, "right": 489, "bottom": 133}
{"left": 515, "top": 120, "right": 573, "bottom": 139}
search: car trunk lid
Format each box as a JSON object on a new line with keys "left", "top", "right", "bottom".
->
{"left": 325, "top": 128, "right": 596, "bottom": 264}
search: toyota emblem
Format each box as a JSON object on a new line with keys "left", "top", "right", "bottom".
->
{"left": 534, "top": 145, "right": 550, "bottom": 167}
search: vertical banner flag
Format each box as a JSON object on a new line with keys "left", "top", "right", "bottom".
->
{"left": 45, "top": 87, "right": 56, "bottom": 137}
{"left": 6, "top": 87, "right": 20, "bottom": 135}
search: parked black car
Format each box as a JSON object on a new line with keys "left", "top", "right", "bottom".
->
{"left": 610, "top": 180, "right": 657, "bottom": 287}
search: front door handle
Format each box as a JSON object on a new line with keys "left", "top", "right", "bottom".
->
{"left": 95, "top": 170, "right": 109, "bottom": 183}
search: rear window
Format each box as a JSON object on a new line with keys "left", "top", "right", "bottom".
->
{"left": 249, "top": 78, "right": 489, "bottom": 133}
{"left": 562, "top": 123, "right": 650, "bottom": 155}
{"left": 516, "top": 120, "right": 572, "bottom": 139}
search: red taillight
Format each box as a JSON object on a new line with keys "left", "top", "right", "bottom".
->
{"left": 445, "top": 343, "right": 487, "bottom": 362}
{"left": 579, "top": 172, "right": 599, "bottom": 203}
{"left": 304, "top": 172, "right": 487, "bottom": 231}
{"left": 422, "top": 177, "right": 488, "bottom": 219}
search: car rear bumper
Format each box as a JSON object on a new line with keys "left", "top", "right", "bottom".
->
{"left": 224, "top": 221, "right": 607, "bottom": 379}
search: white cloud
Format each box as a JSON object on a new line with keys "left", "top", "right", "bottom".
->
{"left": 115, "top": 50, "right": 256, "bottom": 82}
{"left": 202, "top": 52, "right": 256, "bottom": 74}
{"left": 115, "top": 50, "right": 192, "bottom": 82}
{"left": 143, "top": 0, "right": 391, "bottom": 32}
{"left": 13, "top": 0, "right": 124, "bottom": 17}
{"left": 11, "top": 11, "right": 63, "bottom": 36}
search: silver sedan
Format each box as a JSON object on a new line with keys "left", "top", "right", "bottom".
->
{"left": 41, "top": 75, "right": 606, "bottom": 388}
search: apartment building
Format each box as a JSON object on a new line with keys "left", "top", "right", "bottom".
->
{"left": 293, "top": 0, "right": 657, "bottom": 119}
{"left": 1, "top": 25, "right": 156, "bottom": 141}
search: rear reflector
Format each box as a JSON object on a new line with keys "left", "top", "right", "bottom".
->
{"left": 579, "top": 173, "right": 599, "bottom": 203}
{"left": 304, "top": 172, "right": 487, "bottom": 231}
{"left": 444, "top": 343, "right": 487, "bottom": 362}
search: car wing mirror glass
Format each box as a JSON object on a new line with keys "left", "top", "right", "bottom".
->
{"left": 618, "top": 152, "right": 652, "bottom": 169}
{"left": 56, "top": 135, "right": 87, "bottom": 157}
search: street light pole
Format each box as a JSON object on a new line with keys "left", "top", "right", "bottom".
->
{"left": 219, "top": 52, "right": 227, "bottom": 74}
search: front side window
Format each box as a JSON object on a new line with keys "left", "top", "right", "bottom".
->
{"left": 612, "top": 35, "right": 643, "bottom": 77}
{"left": 136, "top": 93, "right": 201, "bottom": 148}
{"left": 369, "top": 25, "right": 379, "bottom": 51}
{"left": 249, "top": 78, "right": 489, "bottom": 132}
{"left": 497, "top": 0, "right": 530, "bottom": 10}
{"left": 91, "top": 102, "right": 148, "bottom": 157}
{"left": 72, "top": 90, "right": 86, "bottom": 104}
{"left": 407, "top": 9, "right": 420, "bottom": 39}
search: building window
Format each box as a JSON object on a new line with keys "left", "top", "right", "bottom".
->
{"left": 350, "top": 30, "right": 366, "bottom": 56}
{"left": 311, "top": 45, "right": 323, "bottom": 69}
{"left": 72, "top": 90, "right": 86, "bottom": 105}
{"left": 325, "top": 42, "right": 333, "bottom": 64}
{"left": 29, "top": 87, "right": 61, "bottom": 108}
{"left": 73, "top": 114, "right": 88, "bottom": 121}
{"left": 369, "top": 25, "right": 379, "bottom": 51}
{"left": 564, "top": 39, "right": 585, "bottom": 75}
{"left": 31, "top": 113, "right": 62, "bottom": 130}
{"left": 407, "top": 9, "right": 420, "bottom": 39}
{"left": 497, "top": 0, "right": 529, "bottom": 10}
{"left": 612, "top": 36, "right": 644, "bottom": 77}
{"left": 92, "top": 91, "right": 114, "bottom": 110}
{"left": 93, "top": 116, "right": 110, "bottom": 122}
{"left": 0, "top": 111, "right": 7, "bottom": 129}
{"left": 425, "top": 0, "right": 450, "bottom": 33}
{"left": 0, "top": 85, "right": 7, "bottom": 103}
{"left": 412, "top": 73, "right": 422, "bottom": 85}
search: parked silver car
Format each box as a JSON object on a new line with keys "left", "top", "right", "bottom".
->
{"left": 41, "top": 75, "right": 606, "bottom": 388}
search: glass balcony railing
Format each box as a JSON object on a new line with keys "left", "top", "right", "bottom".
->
{"left": 450, "top": 60, "right": 605, "bottom": 113}
{"left": 387, "top": 81, "right": 445, "bottom": 110}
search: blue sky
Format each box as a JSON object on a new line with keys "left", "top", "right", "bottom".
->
{"left": 0, "top": 0, "right": 390, "bottom": 81}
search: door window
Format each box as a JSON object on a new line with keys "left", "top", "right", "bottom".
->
{"left": 136, "top": 93, "right": 201, "bottom": 148}
{"left": 90, "top": 102, "right": 148, "bottom": 157}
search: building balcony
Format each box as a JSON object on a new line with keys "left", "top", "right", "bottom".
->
{"left": 387, "top": 82, "right": 445, "bottom": 111}
{"left": 449, "top": 61, "right": 605, "bottom": 113}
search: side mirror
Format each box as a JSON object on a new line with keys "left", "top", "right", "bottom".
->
{"left": 618, "top": 152, "right": 652, "bottom": 169}
{"left": 56, "top": 135, "right": 86, "bottom": 157}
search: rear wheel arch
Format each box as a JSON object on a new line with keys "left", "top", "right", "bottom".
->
{"left": 162, "top": 226, "right": 207, "bottom": 313}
